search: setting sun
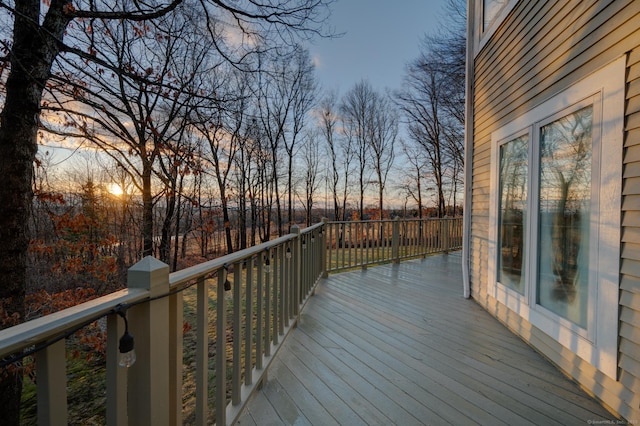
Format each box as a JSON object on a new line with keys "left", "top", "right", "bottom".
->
{"left": 108, "top": 183, "right": 124, "bottom": 197}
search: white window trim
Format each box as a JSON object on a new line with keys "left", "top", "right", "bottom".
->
{"left": 474, "top": 0, "right": 519, "bottom": 56}
{"left": 488, "top": 56, "right": 625, "bottom": 379}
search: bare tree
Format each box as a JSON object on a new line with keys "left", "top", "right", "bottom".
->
{"left": 338, "top": 124, "right": 355, "bottom": 221}
{"left": 340, "top": 80, "right": 396, "bottom": 219}
{"left": 368, "top": 91, "right": 397, "bottom": 218}
{"left": 233, "top": 116, "right": 261, "bottom": 248}
{"left": 340, "top": 80, "right": 373, "bottom": 219}
{"left": 40, "top": 5, "right": 209, "bottom": 262}
{"left": 297, "top": 131, "right": 321, "bottom": 225}
{"left": 399, "top": 138, "right": 429, "bottom": 218}
{"left": 156, "top": 121, "right": 199, "bottom": 267}
{"left": 395, "top": 0, "right": 466, "bottom": 217}
{"left": 0, "top": 0, "right": 332, "bottom": 421}
{"left": 396, "top": 63, "right": 447, "bottom": 217}
{"left": 319, "top": 92, "right": 342, "bottom": 220}
{"left": 190, "top": 67, "right": 249, "bottom": 254}
{"left": 283, "top": 47, "right": 318, "bottom": 225}
{"left": 256, "top": 46, "right": 317, "bottom": 232}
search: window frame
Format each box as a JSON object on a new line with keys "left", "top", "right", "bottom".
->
{"left": 474, "top": 0, "right": 518, "bottom": 55}
{"left": 488, "top": 57, "right": 625, "bottom": 379}
{"left": 530, "top": 96, "right": 600, "bottom": 339}
{"left": 496, "top": 129, "right": 530, "bottom": 297}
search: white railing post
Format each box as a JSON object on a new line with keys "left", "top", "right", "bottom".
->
{"left": 126, "top": 256, "right": 171, "bottom": 426}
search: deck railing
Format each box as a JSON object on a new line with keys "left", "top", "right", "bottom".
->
{"left": 326, "top": 217, "right": 462, "bottom": 272}
{"left": 0, "top": 217, "right": 460, "bottom": 425}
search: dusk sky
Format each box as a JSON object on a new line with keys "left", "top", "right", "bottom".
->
{"left": 308, "top": 0, "right": 450, "bottom": 95}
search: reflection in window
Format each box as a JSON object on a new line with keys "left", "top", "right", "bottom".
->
{"left": 483, "top": 0, "right": 507, "bottom": 31}
{"left": 498, "top": 136, "right": 528, "bottom": 294}
{"left": 537, "top": 105, "right": 592, "bottom": 327}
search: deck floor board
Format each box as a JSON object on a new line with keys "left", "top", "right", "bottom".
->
{"left": 237, "top": 252, "right": 615, "bottom": 425}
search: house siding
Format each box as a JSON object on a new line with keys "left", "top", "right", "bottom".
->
{"left": 470, "top": 0, "right": 640, "bottom": 420}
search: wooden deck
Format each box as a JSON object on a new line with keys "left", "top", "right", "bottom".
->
{"left": 237, "top": 252, "right": 615, "bottom": 425}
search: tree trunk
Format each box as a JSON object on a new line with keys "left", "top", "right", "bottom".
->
{"left": 288, "top": 155, "right": 294, "bottom": 225}
{"left": 221, "top": 196, "right": 233, "bottom": 254}
{"left": 0, "top": 2, "right": 71, "bottom": 423}
{"left": 159, "top": 192, "right": 176, "bottom": 265}
{"left": 142, "top": 162, "right": 154, "bottom": 257}
{"left": 238, "top": 185, "right": 247, "bottom": 250}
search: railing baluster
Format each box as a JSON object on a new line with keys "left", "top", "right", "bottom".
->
{"left": 408, "top": 220, "right": 412, "bottom": 258}
{"left": 106, "top": 312, "right": 127, "bottom": 426}
{"left": 256, "top": 256, "right": 264, "bottom": 369}
{"left": 169, "top": 291, "right": 183, "bottom": 425}
{"left": 291, "top": 226, "right": 301, "bottom": 312}
{"left": 347, "top": 224, "right": 351, "bottom": 269}
{"left": 273, "top": 246, "right": 279, "bottom": 345}
{"left": 322, "top": 220, "right": 330, "bottom": 280}
{"left": 278, "top": 245, "right": 285, "bottom": 336}
{"left": 373, "top": 223, "right": 384, "bottom": 259}
{"left": 376, "top": 223, "right": 381, "bottom": 262}
{"left": 351, "top": 222, "right": 354, "bottom": 266}
{"left": 308, "top": 234, "right": 314, "bottom": 292}
{"left": 284, "top": 242, "right": 290, "bottom": 327}
{"left": 408, "top": 221, "right": 413, "bottom": 258}
{"left": 429, "top": 219, "right": 434, "bottom": 253}
{"left": 365, "top": 223, "right": 370, "bottom": 267}
{"left": 301, "top": 236, "right": 307, "bottom": 295}
{"left": 392, "top": 217, "right": 400, "bottom": 264}
{"left": 289, "top": 240, "right": 296, "bottom": 319}
{"left": 328, "top": 222, "right": 333, "bottom": 271}
{"left": 215, "top": 272, "right": 226, "bottom": 426}
{"left": 37, "top": 339, "right": 67, "bottom": 425}
{"left": 340, "top": 224, "right": 346, "bottom": 269}
{"left": 245, "top": 257, "right": 254, "bottom": 386}
{"left": 415, "top": 220, "right": 420, "bottom": 256}
{"left": 264, "top": 251, "right": 271, "bottom": 357}
{"left": 307, "top": 235, "right": 312, "bottom": 292}
{"left": 195, "top": 276, "right": 208, "bottom": 425}
{"left": 232, "top": 262, "right": 242, "bottom": 406}
{"left": 313, "top": 233, "right": 317, "bottom": 286}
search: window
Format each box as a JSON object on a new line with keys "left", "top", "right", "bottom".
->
{"left": 497, "top": 134, "right": 528, "bottom": 295}
{"left": 475, "top": 0, "right": 518, "bottom": 54}
{"left": 537, "top": 105, "right": 593, "bottom": 328}
{"left": 483, "top": 0, "right": 508, "bottom": 31}
{"left": 488, "top": 57, "right": 625, "bottom": 379}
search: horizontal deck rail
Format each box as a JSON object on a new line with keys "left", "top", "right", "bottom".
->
{"left": 326, "top": 217, "right": 463, "bottom": 272}
{"left": 0, "top": 217, "right": 459, "bottom": 425}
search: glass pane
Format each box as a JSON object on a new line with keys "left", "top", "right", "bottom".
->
{"left": 483, "top": 0, "right": 507, "bottom": 31}
{"left": 537, "top": 105, "right": 592, "bottom": 327}
{"left": 498, "top": 135, "right": 528, "bottom": 294}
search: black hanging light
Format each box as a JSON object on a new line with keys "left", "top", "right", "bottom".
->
{"left": 116, "top": 307, "right": 136, "bottom": 368}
